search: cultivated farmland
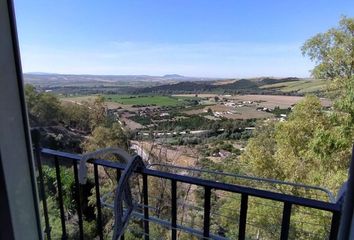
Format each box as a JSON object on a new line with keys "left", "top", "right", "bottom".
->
{"left": 104, "top": 95, "right": 184, "bottom": 106}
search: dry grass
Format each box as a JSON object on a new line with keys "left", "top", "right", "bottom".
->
{"left": 231, "top": 94, "right": 331, "bottom": 108}
{"left": 183, "top": 108, "right": 206, "bottom": 115}
{"left": 208, "top": 105, "right": 273, "bottom": 119}
{"left": 134, "top": 141, "right": 198, "bottom": 167}
{"left": 172, "top": 94, "right": 219, "bottom": 98}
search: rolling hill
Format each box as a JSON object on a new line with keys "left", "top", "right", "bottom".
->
{"left": 134, "top": 77, "right": 319, "bottom": 95}
{"left": 24, "top": 73, "right": 325, "bottom": 96}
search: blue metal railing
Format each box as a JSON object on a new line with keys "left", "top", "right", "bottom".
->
{"left": 147, "top": 163, "right": 336, "bottom": 202}
{"left": 34, "top": 146, "right": 343, "bottom": 240}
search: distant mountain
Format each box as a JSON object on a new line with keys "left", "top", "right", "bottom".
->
{"left": 134, "top": 77, "right": 303, "bottom": 95}
{"left": 257, "top": 77, "right": 300, "bottom": 85}
{"left": 23, "top": 73, "right": 217, "bottom": 85}
{"left": 135, "top": 81, "right": 215, "bottom": 94}
{"left": 224, "top": 79, "right": 259, "bottom": 89}
{"left": 23, "top": 73, "right": 313, "bottom": 95}
{"left": 163, "top": 74, "right": 185, "bottom": 78}
{"left": 26, "top": 72, "right": 60, "bottom": 75}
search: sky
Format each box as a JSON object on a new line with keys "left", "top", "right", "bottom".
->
{"left": 14, "top": 0, "right": 354, "bottom": 78}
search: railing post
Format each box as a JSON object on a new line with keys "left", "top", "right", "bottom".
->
{"left": 116, "top": 169, "right": 125, "bottom": 240}
{"left": 280, "top": 202, "right": 292, "bottom": 240}
{"left": 329, "top": 211, "right": 341, "bottom": 240}
{"left": 94, "top": 164, "right": 103, "bottom": 240}
{"left": 203, "top": 187, "right": 211, "bottom": 239}
{"left": 32, "top": 129, "right": 51, "bottom": 239}
{"left": 54, "top": 156, "right": 67, "bottom": 239}
{"left": 171, "top": 180, "right": 177, "bottom": 240}
{"left": 337, "top": 146, "right": 354, "bottom": 239}
{"left": 73, "top": 161, "right": 84, "bottom": 240}
{"left": 143, "top": 173, "right": 150, "bottom": 240}
{"left": 238, "top": 194, "right": 248, "bottom": 240}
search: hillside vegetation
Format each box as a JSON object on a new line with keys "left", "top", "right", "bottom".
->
{"left": 260, "top": 79, "right": 327, "bottom": 93}
{"left": 134, "top": 77, "right": 315, "bottom": 95}
{"left": 26, "top": 74, "right": 327, "bottom": 96}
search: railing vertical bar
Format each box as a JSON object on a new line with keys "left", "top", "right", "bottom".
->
{"left": 203, "top": 187, "right": 211, "bottom": 239}
{"left": 73, "top": 161, "right": 84, "bottom": 240}
{"left": 116, "top": 169, "right": 124, "bottom": 240}
{"left": 34, "top": 139, "right": 51, "bottom": 239}
{"left": 94, "top": 164, "right": 103, "bottom": 240}
{"left": 171, "top": 180, "right": 177, "bottom": 240}
{"left": 116, "top": 168, "right": 121, "bottom": 181}
{"left": 280, "top": 202, "right": 292, "bottom": 240}
{"left": 143, "top": 174, "right": 150, "bottom": 240}
{"left": 329, "top": 211, "right": 341, "bottom": 240}
{"left": 238, "top": 194, "right": 248, "bottom": 240}
{"left": 54, "top": 156, "right": 67, "bottom": 239}
{"left": 337, "top": 146, "right": 354, "bottom": 239}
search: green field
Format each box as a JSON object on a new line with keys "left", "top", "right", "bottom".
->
{"left": 104, "top": 95, "right": 185, "bottom": 106}
{"left": 260, "top": 79, "right": 327, "bottom": 93}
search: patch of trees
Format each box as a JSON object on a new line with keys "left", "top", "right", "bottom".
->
{"left": 26, "top": 86, "right": 130, "bottom": 239}
{"left": 129, "top": 115, "right": 153, "bottom": 125}
{"left": 270, "top": 106, "right": 291, "bottom": 117}
{"left": 157, "top": 115, "right": 213, "bottom": 131}
{"left": 202, "top": 142, "right": 241, "bottom": 157}
{"left": 258, "top": 77, "right": 300, "bottom": 85}
{"left": 25, "top": 85, "right": 128, "bottom": 154}
{"left": 133, "top": 78, "right": 307, "bottom": 96}
{"left": 35, "top": 85, "right": 137, "bottom": 96}
{"left": 25, "top": 86, "right": 111, "bottom": 133}
{"left": 25, "top": 84, "right": 62, "bottom": 125}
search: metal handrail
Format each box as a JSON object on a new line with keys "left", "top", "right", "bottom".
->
{"left": 41, "top": 148, "right": 340, "bottom": 212}
{"left": 39, "top": 148, "right": 343, "bottom": 240}
{"left": 147, "top": 163, "right": 336, "bottom": 202}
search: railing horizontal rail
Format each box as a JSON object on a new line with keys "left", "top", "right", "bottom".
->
{"left": 147, "top": 163, "right": 335, "bottom": 202}
{"left": 131, "top": 212, "right": 227, "bottom": 240}
{"left": 41, "top": 148, "right": 340, "bottom": 213}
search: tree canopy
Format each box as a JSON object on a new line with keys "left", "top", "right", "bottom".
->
{"left": 302, "top": 16, "right": 354, "bottom": 113}
{"left": 241, "top": 17, "right": 354, "bottom": 196}
{"left": 82, "top": 122, "right": 128, "bottom": 152}
{"left": 302, "top": 16, "right": 353, "bottom": 83}
{"left": 25, "top": 84, "right": 62, "bottom": 125}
